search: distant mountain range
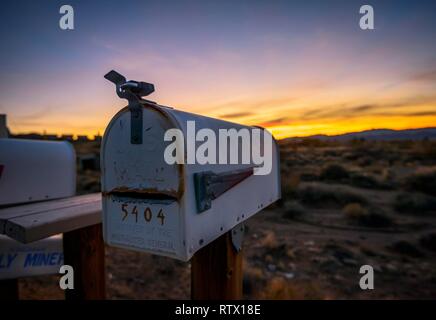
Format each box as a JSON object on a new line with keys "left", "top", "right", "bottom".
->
{"left": 285, "top": 127, "right": 436, "bottom": 141}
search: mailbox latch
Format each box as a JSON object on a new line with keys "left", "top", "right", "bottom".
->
{"left": 194, "top": 167, "right": 254, "bottom": 213}
{"left": 104, "top": 70, "right": 155, "bottom": 144}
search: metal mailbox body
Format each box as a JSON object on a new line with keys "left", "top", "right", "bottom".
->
{"left": 0, "top": 234, "right": 63, "bottom": 280}
{"left": 0, "top": 139, "right": 76, "bottom": 206}
{"left": 101, "top": 102, "right": 280, "bottom": 261}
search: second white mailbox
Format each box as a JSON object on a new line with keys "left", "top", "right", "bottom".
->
{"left": 102, "top": 95, "right": 280, "bottom": 262}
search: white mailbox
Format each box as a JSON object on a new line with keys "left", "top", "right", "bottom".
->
{"left": 0, "top": 138, "right": 76, "bottom": 206}
{"left": 101, "top": 71, "right": 280, "bottom": 261}
{"left": 0, "top": 127, "right": 74, "bottom": 280}
{"left": 0, "top": 234, "right": 63, "bottom": 280}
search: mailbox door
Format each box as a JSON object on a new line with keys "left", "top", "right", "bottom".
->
{"left": 101, "top": 106, "right": 187, "bottom": 260}
{"left": 103, "top": 195, "right": 183, "bottom": 258}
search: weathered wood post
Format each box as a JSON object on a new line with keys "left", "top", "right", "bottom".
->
{"left": 191, "top": 231, "right": 243, "bottom": 300}
{"left": 63, "top": 223, "right": 106, "bottom": 300}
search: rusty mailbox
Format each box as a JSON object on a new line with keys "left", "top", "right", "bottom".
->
{"left": 101, "top": 71, "right": 281, "bottom": 261}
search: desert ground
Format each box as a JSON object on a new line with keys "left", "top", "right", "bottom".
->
{"left": 18, "top": 138, "right": 436, "bottom": 299}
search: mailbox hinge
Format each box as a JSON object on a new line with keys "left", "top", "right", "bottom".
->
{"left": 104, "top": 70, "right": 155, "bottom": 144}
{"left": 194, "top": 167, "right": 254, "bottom": 213}
{"left": 130, "top": 105, "right": 143, "bottom": 144}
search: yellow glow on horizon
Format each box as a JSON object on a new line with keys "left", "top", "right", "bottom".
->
{"left": 266, "top": 115, "right": 436, "bottom": 140}
{"left": 8, "top": 113, "right": 436, "bottom": 141}
{"left": 6, "top": 85, "right": 436, "bottom": 141}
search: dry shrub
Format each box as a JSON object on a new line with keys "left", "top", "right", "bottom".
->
{"left": 288, "top": 174, "right": 301, "bottom": 190}
{"left": 297, "top": 184, "right": 367, "bottom": 208}
{"left": 349, "top": 172, "right": 392, "bottom": 190}
{"left": 381, "top": 168, "right": 395, "bottom": 183}
{"left": 281, "top": 174, "right": 300, "bottom": 200}
{"left": 357, "top": 212, "right": 394, "bottom": 228}
{"left": 320, "top": 164, "right": 349, "bottom": 181}
{"left": 260, "top": 231, "right": 278, "bottom": 249}
{"left": 258, "top": 277, "right": 323, "bottom": 300}
{"left": 421, "top": 141, "right": 436, "bottom": 158}
{"left": 388, "top": 240, "right": 424, "bottom": 258}
{"left": 298, "top": 138, "right": 332, "bottom": 148}
{"left": 394, "top": 192, "right": 436, "bottom": 215}
{"left": 343, "top": 203, "right": 394, "bottom": 228}
{"left": 356, "top": 156, "right": 373, "bottom": 167}
{"left": 282, "top": 201, "right": 305, "bottom": 219}
{"left": 403, "top": 168, "right": 436, "bottom": 197}
{"left": 247, "top": 266, "right": 264, "bottom": 280}
{"left": 320, "top": 164, "right": 391, "bottom": 190}
{"left": 419, "top": 233, "right": 436, "bottom": 252}
{"left": 77, "top": 173, "right": 101, "bottom": 194}
{"left": 261, "top": 277, "right": 298, "bottom": 299}
{"left": 407, "top": 140, "right": 436, "bottom": 160}
{"left": 342, "top": 203, "right": 367, "bottom": 219}
{"left": 243, "top": 262, "right": 264, "bottom": 296}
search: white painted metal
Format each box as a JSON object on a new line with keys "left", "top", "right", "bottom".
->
{"left": 101, "top": 103, "right": 281, "bottom": 261}
{"left": 0, "top": 234, "right": 63, "bottom": 280}
{"left": 0, "top": 138, "right": 76, "bottom": 206}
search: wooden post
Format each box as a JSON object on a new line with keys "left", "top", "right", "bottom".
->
{"left": 191, "top": 231, "right": 243, "bottom": 300}
{"left": 0, "top": 279, "right": 18, "bottom": 300}
{"left": 63, "top": 223, "right": 106, "bottom": 300}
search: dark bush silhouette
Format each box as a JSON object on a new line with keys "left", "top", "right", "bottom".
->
{"left": 349, "top": 173, "right": 390, "bottom": 189}
{"left": 282, "top": 201, "right": 305, "bottom": 219}
{"left": 394, "top": 192, "right": 436, "bottom": 215}
{"left": 419, "top": 233, "right": 436, "bottom": 252}
{"left": 297, "top": 184, "right": 367, "bottom": 208}
{"left": 320, "top": 164, "right": 350, "bottom": 181}
{"left": 357, "top": 212, "right": 394, "bottom": 228}
{"left": 403, "top": 170, "right": 436, "bottom": 197}
{"left": 388, "top": 240, "right": 424, "bottom": 258}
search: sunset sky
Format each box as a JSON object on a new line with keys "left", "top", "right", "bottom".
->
{"left": 0, "top": 0, "right": 435, "bottom": 139}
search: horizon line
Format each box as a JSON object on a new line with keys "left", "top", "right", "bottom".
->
{"left": 6, "top": 125, "right": 436, "bottom": 142}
